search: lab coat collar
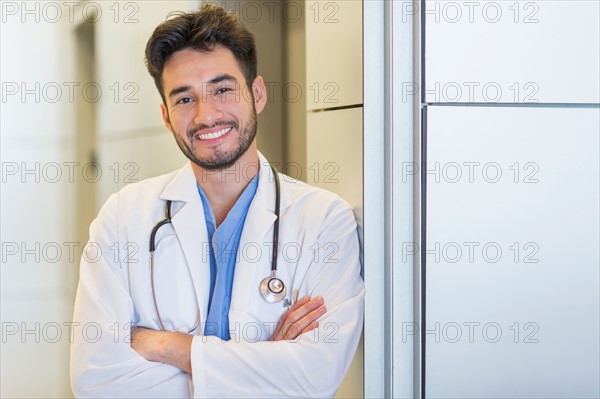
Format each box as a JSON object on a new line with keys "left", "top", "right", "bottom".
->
{"left": 158, "top": 161, "right": 198, "bottom": 203}
{"left": 255, "top": 151, "right": 292, "bottom": 213}
{"left": 158, "top": 151, "right": 292, "bottom": 212}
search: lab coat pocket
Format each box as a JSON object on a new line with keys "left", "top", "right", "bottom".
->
{"left": 229, "top": 306, "right": 281, "bottom": 343}
{"left": 228, "top": 265, "right": 288, "bottom": 342}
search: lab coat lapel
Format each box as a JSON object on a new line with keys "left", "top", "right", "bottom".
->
{"left": 159, "top": 163, "right": 210, "bottom": 334}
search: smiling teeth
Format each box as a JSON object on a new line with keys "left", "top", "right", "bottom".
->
{"left": 196, "top": 127, "right": 232, "bottom": 140}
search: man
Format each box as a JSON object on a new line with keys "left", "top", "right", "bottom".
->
{"left": 70, "top": 4, "right": 364, "bottom": 398}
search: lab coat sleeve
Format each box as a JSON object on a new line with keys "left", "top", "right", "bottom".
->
{"left": 70, "top": 193, "right": 190, "bottom": 398}
{"left": 190, "top": 201, "right": 365, "bottom": 398}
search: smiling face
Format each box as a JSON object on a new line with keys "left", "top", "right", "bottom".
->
{"left": 160, "top": 46, "right": 266, "bottom": 171}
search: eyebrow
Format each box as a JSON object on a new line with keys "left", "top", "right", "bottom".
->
{"left": 168, "top": 74, "right": 239, "bottom": 99}
{"left": 208, "top": 74, "right": 238, "bottom": 85}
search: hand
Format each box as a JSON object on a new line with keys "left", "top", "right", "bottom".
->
{"left": 271, "top": 296, "right": 327, "bottom": 341}
{"left": 130, "top": 326, "right": 162, "bottom": 362}
{"left": 131, "top": 326, "right": 192, "bottom": 374}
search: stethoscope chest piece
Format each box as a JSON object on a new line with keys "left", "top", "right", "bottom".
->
{"left": 260, "top": 275, "right": 287, "bottom": 303}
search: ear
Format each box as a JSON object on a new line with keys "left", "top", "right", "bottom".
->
{"left": 252, "top": 76, "right": 267, "bottom": 114}
{"left": 160, "top": 103, "right": 174, "bottom": 133}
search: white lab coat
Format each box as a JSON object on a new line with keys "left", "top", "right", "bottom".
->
{"left": 70, "top": 153, "right": 365, "bottom": 398}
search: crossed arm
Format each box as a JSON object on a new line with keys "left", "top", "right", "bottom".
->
{"left": 130, "top": 296, "right": 327, "bottom": 374}
{"left": 72, "top": 193, "right": 363, "bottom": 397}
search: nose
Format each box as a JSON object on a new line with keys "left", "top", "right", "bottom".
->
{"left": 193, "top": 95, "right": 224, "bottom": 126}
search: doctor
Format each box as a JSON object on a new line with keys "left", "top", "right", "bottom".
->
{"left": 70, "top": 3, "right": 364, "bottom": 398}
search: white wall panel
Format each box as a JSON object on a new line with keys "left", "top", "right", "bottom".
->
{"left": 425, "top": 0, "right": 600, "bottom": 103}
{"left": 306, "top": 0, "right": 363, "bottom": 110}
{"left": 425, "top": 106, "right": 600, "bottom": 397}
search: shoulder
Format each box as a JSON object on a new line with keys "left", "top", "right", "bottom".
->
{"left": 279, "top": 173, "right": 356, "bottom": 228}
{"left": 118, "top": 168, "right": 180, "bottom": 200}
{"left": 96, "top": 167, "right": 183, "bottom": 221}
{"left": 280, "top": 173, "right": 351, "bottom": 207}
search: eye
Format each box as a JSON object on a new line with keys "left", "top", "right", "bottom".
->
{"left": 216, "top": 87, "right": 232, "bottom": 95}
{"left": 175, "top": 96, "right": 193, "bottom": 105}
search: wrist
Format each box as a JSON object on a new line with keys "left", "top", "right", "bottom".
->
{"left": 157, "top": 331, "right": 193, "bottom": 373}
{"left": 153, "top": 331, "right": 170, "bottom": 363}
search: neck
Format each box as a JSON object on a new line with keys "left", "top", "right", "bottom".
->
{"left": 192, "top": 144, "right": 259, "bottom": 226}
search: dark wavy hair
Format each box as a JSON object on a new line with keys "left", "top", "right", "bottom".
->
{"left": 145, "top": 3, "right": 257, "bottom": 105}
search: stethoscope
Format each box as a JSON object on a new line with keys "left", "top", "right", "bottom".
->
{"left": 148, "top": 165, "right": 286, "bottom": 332}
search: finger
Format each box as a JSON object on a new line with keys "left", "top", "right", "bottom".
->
{"left": 275, "top": 297, "right": 315, "bottom": 338}
{"left": 301, "top": 321, "right": 319, "bottom": 335}
{"left": 272, "top": 297, "right": 310, "bottom": 340}
{"left": 272, "top": 322, "right": 284, "bottom": 341}
{"left": 283, "top": 296, "right": 310, "bottom": 319}
{"left": 278, "top": 298, "right": 322, "bottom": 338}
{"left": 284, "top": 296, "right": 324, "bottom": 324}
{"left": 291, "top": 296, "right": 310, "bottom": 310}
{"left": 274, "top": 297, "right": 326, "bottom": 340}
{"left": 283, "top": 305, "right": 327, "bottom": 340}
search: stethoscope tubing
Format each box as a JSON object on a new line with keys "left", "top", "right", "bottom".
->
{"left": 270, "top": 167, "right": 281, "bottom": 273}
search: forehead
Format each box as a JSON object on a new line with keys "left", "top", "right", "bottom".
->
{"left": 162, "top": 46, "right": 244, "bottom": 89}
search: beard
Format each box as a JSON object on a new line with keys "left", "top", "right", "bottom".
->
{"left": 171, "top": 106, "right": 257, "bottom": 171}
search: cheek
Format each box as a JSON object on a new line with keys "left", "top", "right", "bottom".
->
{"left": 168, "top": 111, "right": 191, "bottom": 132}
{"left": 229, "top": 101, "right": 254, "bottom": 120}
{"left": 223, "top": 92, "right": 252, "bottom": 110}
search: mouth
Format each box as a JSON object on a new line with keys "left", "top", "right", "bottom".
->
{"left": 193, "top": 126, "right": 233, "bottom": 141}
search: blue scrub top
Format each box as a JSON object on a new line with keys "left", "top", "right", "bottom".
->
{"left": 197, "top": 174, "right": 259, "bottom": 341}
